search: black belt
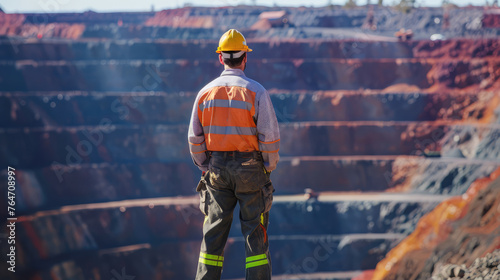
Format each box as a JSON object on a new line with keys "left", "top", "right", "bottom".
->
{"left": 210, "top": 151, "right": 262, "bottom": 159}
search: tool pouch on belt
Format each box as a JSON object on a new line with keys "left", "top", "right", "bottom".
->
{"left": 261, "top": 181, "right": 274, "bottom": 213}
{"left": 196, "top": 172, "right": 209, "bottom": 215}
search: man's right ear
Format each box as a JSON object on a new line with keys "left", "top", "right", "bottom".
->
{"left": 219, "top": 54, "right": 224, "bottom": 65}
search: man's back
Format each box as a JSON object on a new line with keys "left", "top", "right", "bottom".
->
{"left": 189, "top": 68, "right": 280, "bottom": 172}
{"left": 188, "top": 29, "right": 279, "bottom": 280}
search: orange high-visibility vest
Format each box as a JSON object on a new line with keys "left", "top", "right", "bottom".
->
{"left": 198, "top": 86, "right": 259, "bottom": 152}
{"left": 189, "top": 69, "right": 280, "bottom": 171}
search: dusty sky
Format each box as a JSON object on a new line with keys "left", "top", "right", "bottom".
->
{"left": 0, "top": 0, "right": 487, "bottom": 13}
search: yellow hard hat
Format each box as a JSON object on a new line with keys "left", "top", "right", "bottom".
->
{"left": 216, "top": 29, "right": 252, "bottom": 53}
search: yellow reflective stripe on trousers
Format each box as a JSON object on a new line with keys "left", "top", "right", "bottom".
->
{"left": 199, "top": 258, "right": 223, "bottom": 267}
{"left": 246, "top": 253, "right": 268, "bottom": 268}
{"left": 199, "top": 252, "right": 224, "bottom": 267}
{"left": 200, "top": 252, "right": 224, "bottom": 261}
{"left": 246, "top": 253, "right": 267, "bottom": 262}
{"left": 246, "top": 259, "right": 269, "bottom": 269}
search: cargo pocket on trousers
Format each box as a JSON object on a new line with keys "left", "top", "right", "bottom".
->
{"left": 196, "top": 173, "right": 209, "bottom": 216}
{"left": 261, "top": 181, "right": 274, "bottom": 213}
{"left": 198, "top": 189, "right": 208, "bottom": 216}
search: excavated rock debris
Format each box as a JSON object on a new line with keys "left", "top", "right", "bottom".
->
{"left": 432, "top": 250, "right": 500, "bottom": 280}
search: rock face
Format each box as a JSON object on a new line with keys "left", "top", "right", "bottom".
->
{"left": 368, "top": 168, "right": 500, "bottom": 280}
{"left": 1, "top": 5, "right": 500, "bottom": 280}
{"left": 432, "top": 250, "right": 500, "bottom": 280}
{"left": 1, "top": 6, "right": 499, "bottom": 40}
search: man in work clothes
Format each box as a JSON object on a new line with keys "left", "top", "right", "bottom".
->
{"left": 188, "top": 29, "right": 280, "bottom": 280}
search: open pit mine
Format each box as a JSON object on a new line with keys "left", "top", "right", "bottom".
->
{"left": 0, "top": 4, "right": 499, "bottom": 280}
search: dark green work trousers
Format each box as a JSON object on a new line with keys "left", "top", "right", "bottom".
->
{"left": 195, "top": 152, "right": 274, "bottom": 280}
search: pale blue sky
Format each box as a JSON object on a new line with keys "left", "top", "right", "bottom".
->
{"left": 0, "top": 0, "right": 487, "bottom": 13}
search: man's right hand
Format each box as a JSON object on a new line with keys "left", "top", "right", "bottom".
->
{"left": 263, "top": 167, "right": 271, "bottom": 176}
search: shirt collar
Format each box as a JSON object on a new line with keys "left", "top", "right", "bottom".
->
{"left": 220, "top": 68, "right": 246, "bottom": 77}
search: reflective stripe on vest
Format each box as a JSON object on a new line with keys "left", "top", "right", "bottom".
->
{"left": 198, "top": 86, "right": 258, "bottom": 152}
{"left": 199, "top": 99, "right": 252, "bottom": 112}
{"left": 203, "top": 125, "right": 257, "bottom": 136}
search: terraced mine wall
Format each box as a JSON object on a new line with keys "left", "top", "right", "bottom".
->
{"left": 2, "top": 6, "right": 499, "bottom": 40}
{"left": 1, "top": 7, "right": 500, "bottom": 280}
{"left": 361, "top": 168, "right": 500, "bottom": 280}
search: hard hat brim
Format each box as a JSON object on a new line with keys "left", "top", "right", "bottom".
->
{"left": 216, "top": 48, "right": 252, "bottom": 54}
